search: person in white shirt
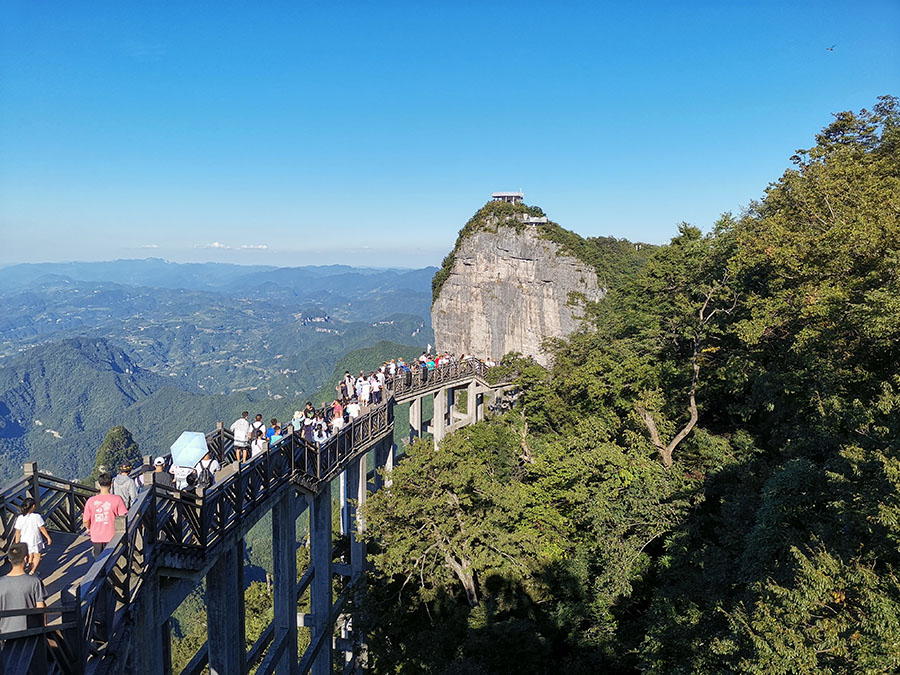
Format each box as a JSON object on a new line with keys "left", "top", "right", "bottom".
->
{"left": 250, "top": 413, "right": 266, "bottom": 437}
{"left": 331, "top": 413, "right": 345, "bottom": 431}
{"left": 346, "top": 399, "right": 361, "bottom": 420}
{"left": 171, "top": 464, "right": 195, "bottom": 490}
{"left": 13, "top": 498, "right": 51, "bottom": 575}
{"left": 231, "top": 411, "right": 252, "bottom": 463}
{"left": 194, "top": 453, "right": 221, "bottom": 489}
{"left": 251, "top": 430, "right": 268, "bottom": 458}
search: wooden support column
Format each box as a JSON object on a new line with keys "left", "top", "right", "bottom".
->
{"left": 132, "top": 569, "right": 165, "bottom": 675}
{"left": 207, "top": 540, "right": 246, "bottom": 675}
{"left": 271, "top": 489, "right": 299, "bottom": 675}
{"left": 467, "top": 381, "right": 477, "bottom": 425}
{"left": 24, "top": 462, "right": 40, "bottom": 507}
{"left": 309, "top": 482, "right": 333, "bottom": 675}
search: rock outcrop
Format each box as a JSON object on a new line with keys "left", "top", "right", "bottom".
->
{"left": 432, "top": 205, "right": 605, "bottom": 367}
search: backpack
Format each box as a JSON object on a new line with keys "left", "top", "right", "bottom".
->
{"left": 196, "top": 460, "right": 214, "bottom": 490}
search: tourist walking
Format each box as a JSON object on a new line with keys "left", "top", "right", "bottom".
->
{"left": 346, "top": 398, "right": 361, "bottom": 420}
{"left": 83, "top": 473, "right": 127, "bottom": 557}
{"left": 0, "top": 542, "right": 48, "bottom": 668}
{"left": 171, "top": 462, "right": 195, "bottom": 490}
{"left": 13, "top": 498, "right": 52, "bottom": 576}
{"left": 251, "top": 430, "right": 268, "bottom": 458}
{"left": 251, "top": 413, "right": 266, "bottom": 437}
{"left": 231, "top": 411, "right": 252, "bottom": 463}
{"left": 152, "top": 457, "right": 175, "bottom": 489}
{"left": 265, "top": 418, "right": 279, "bottom": 442}
{"left": 112, "top": 463, "right": 138, "bottom": 509}
{"left": 194, "top": 452, "right": 221, "bottom": 490}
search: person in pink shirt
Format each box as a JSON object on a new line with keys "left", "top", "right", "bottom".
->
{"left": 83, "top": 473, "right": 128, "bottom": 557}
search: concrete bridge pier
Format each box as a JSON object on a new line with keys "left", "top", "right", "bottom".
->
{"left": 269, "top": 489, "right": 299, "bottom": 674}
{"left": 132, "top": 566, "right": 166, "bottom": 674}
{"left": 432, "top": 387, "right": 449, "bottom": 445}
{"left": 207, "top": 539, "right": 247, "bottom": 675}
{"left": 374, "top": 436, "right": 394, "bottom": 491}
{"left": 342, "top": 452, "right": 368, "bottom": 672}
{"left": 308, "top": 481, "right": 333, "bottom": 675}
{"left": 467, "top": 380, "right": 484, "bottom": 424}
{"left": 408, "top": 396, "right": 424, "bottom": 444}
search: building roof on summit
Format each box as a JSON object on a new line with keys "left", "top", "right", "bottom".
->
{"left": 491, "top": 192, "right": 524, "bottom": 198}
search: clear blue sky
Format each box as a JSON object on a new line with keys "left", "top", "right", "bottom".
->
{"left": 1, "top": 1, "right": 898, "bottom": 265}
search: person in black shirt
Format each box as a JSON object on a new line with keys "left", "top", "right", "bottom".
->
{"left": 152, "top": 457, "right": 175, "bottom": 489}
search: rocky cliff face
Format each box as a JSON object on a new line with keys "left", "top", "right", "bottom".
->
{"left": 432, "top": 223, "right": 605, "bottom": 366}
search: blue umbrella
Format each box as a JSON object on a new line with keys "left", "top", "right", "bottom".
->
{"left": 170, "top": 431, "right": 210, "bottom": 467}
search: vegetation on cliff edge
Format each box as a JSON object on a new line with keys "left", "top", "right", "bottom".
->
{"left": 431, "top": 200, "right": 652, "bottom": 303}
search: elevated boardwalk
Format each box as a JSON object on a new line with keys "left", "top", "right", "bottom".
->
{"left": 0, "top": 359, "right": 508, "bottom": 674}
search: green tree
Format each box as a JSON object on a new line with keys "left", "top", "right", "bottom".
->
{"left": 85, "top": 425, "right": 140, "bottom": 483}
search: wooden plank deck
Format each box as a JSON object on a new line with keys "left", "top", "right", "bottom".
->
{"left": 0, "top": 531, "right": 92, "bottom": 615}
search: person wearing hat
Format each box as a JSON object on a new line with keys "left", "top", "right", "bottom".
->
{"left": 112, "top": 463, "right": 138, "bottom": 509}
{"left": 153, "top": 457, "right": 175, "bottom": 489}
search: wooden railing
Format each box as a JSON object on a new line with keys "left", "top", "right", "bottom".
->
{"left": 0, "top": 467, "right": 97, "bottom": 552}
{"left": 0, "top": 358, "right": 497, "bottom": 674}
{"left": 387, "top": 358, "right": 490, "bottom": 401}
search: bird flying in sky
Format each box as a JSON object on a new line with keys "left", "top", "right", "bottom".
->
{"left": 826, "top": 44, "right": 836, "bottom": 51}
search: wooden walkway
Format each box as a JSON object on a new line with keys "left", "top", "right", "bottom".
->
{"left": 0, "top": 358, "right": 503, "bottom": 674}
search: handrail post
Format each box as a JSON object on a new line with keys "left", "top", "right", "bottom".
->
{"left": 216, "top": 421, "right": 225, "bottom": 465}
{"left": 68, "top": 483, "right": 77, "bottom": 532}
{"left": 24, "top": 462, "right": 40, "bottom": 507}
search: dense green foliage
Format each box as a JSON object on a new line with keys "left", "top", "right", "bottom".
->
{"left": 85, "top": 425, "right": 141, "bottom": 483}
{"left": 431, "top": 200, "right": 652, "bottom": 302}
{"left": 364, "top": 97, "right": 900, "bottom": 673}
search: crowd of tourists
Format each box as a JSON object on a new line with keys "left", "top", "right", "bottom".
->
{"left": 127, "top": 350, "right": 494, "bottom": 500}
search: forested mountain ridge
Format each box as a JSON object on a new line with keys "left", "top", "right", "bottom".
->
{"left": 0, "top": 338, "right": 166, "bottom": 478}
{"left": 0, "top": 262, "right": 436, "bottom": 480}
{"left": 360, "top": 97, "right": 900, "bottom": 673}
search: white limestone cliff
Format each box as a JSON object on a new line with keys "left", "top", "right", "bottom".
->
{"left": 432, "top": 225, "right": 605, "bottom": 367}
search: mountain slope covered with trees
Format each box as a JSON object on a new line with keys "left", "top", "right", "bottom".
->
{"left": 361, "top": 97, "right": 900, "bottom": 673}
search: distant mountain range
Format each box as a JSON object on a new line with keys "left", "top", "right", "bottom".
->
{"left": 0, "top": 258, "right": 435, "bottom": 296}
{"left": 0, "top": 259, "right": 436, "bottom": 481}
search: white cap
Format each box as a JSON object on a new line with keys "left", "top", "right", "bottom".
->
{"left": 154, "top": 457, "right": 165, "bottom": 466}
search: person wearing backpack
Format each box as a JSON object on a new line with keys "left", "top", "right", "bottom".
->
{"left": 194, "top": 451, "right": 220, "bottom": 491}
{"left": 112, "top": 463, "right": 138, "bottom": 509}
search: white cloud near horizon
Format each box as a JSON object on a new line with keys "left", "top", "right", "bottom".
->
{"left": 138, "top": 244, "right": 160, "bottom": 249}
{"left": 198, "top": 241, "right": 232, "bottom": 250}
{"left": 240, "top": 244, "right": 268, "bottom": 250}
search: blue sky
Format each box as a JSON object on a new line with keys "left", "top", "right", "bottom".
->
{"left": 1, "top": 1, "right": 898, "bottom": 266}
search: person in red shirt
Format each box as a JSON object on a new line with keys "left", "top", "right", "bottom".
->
{"left": 83, "top": 473, "right": 128, "bottom": 557}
